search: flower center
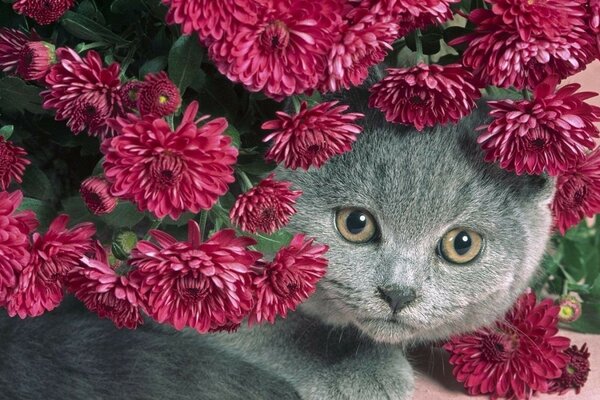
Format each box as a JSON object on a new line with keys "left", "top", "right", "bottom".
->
{"left": 150, "top": 152, "right": 184, "bottom": 188}
{"left": 176, "top": 276, "right": 209, "bottom": 304}
{"left": 528, "top": 138, "right": 547, "bottom": 151}
{"left": 270, "top": 270, "right": 300, "bottom": 298}
{"left": 261, "top": 20, "right": 290, "bottom": 50}
{"left": 259, "top": 207, "right": 277, "bottom": 226}
{"left": 481, "top": 332, "right": 518, "bottom": 362}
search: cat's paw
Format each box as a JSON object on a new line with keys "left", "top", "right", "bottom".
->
{"left": 301, "top": 353, "right": 414, "bottom": 400}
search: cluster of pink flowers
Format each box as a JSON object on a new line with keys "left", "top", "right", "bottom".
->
{"left": 445, "top": 290, "right": 590, "bottom": 399}
{"left": 12, "top": 0, "right": 74, "bottom": 26}
{"left": 162, "top": 0, "right": 459, "bottom": 99}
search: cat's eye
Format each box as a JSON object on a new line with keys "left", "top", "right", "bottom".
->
{"left": 438, "top": 228, "right": 483, "bottom": 264}
{"left": 335, "top": 208, "right": 379, "bottom": 244}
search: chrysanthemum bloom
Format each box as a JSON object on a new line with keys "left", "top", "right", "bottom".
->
{"left": 249, "top": 234, "right": 328, "bottom": 325}
{"left": 7, "top": 215, "right": 96, "bottom": 318}
{"left": 592, "top": 0, "right": 600, "bottom": 32}
{"left": 557, "top": 294, "right": 582, "bottom": 323}
{"left": 0, "top": 191, "right": 38, "bottom": 308}
{"left": 103, "top": 101, "right": 237, "bottom": 219}
{"left": 230, "top": 174, "right": 302, "bottom": 234}
{"left": 162, "top": 0, "right": 236, "bottom": 43}
{"left": 119, "top": 80, "right": 143, "bottom": 111}
{"left": 137, "top": 72, "right": 182, "bottom": 117}
{"left": 209, "top": 0, "right": 342, "bottom": 99}
{"left": 42, "top": 48, "right": 124, "bottom": 138}
{"left": 0, "top": 28, "right": 55, "bottom": 81}
{"left": 383, "top": 0, "right": 460, "bottom": 37}
{"left": 262, "top": 101, "right": 364, "bottom": 169}
{"left": 452, "top": 8, "right": 597, "bottom": 89}
{"left": 369, "top": 63, "right": 481, "bottom": 131}
{"left": 80, "top": 176, "right": 118, "bottom": 215}
{"left": 12, "top": 0, "right": 74, "bottom": 25}
{"left": 129, "top": 221, "right": 261, "bottom": 333}
{"left": 0, "top": 29, "right": 27, "bottom": 74}
{"left": 319, "top": 3, "right": 399, "bottom": 92}
{"left": 478, "top": 77, "right": 600, "bottom": 176}
{"left": 548, "top": 344, "right": 591, "bottom": 395}
{"left": 551, "top": 148, "right": 600, "bottom": 234}
{"left": 67, "top": 255, "right": 144, "bottom": 329}
{"left": 444, "top": 290, "right": 571, "bottom": 399}
{"left": 0, "top": 137, "right": 30, "bottom": 191}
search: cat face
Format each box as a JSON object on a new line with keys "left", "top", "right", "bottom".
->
{"left": 277, "top": 95, "right": 554, "bottom": 344}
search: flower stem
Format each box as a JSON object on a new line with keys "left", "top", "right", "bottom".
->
{"left": 198, "top": 211, "right": 208, "bottom": 241}
{"left": 237, "top": 170, "right": 254, "bottom": 192}
{"left": 521, "top": 89, "right": 532, "bottom": 101}
{"left": 144, "top": 218, "right": 163, "bottom": 240}
{"left": 415, "top": 29, "right": 425, "bottom": 64}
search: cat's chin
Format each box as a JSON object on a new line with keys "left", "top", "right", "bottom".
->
{"left": 351, "top": 317, "right": 419, "bottom": 344}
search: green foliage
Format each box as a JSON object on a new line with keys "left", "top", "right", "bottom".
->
{"left": 0, "top": 77, "right": 45, "bottom": 116}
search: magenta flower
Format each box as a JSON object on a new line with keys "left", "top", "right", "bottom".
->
{"left": 444, "top": 290, "right": 571, "bottom": 400}
{"left": 262, "top": 101, "right": 364, "bottom": 170}
{"left": 162, "top": 0, "right": 236, "bottom": 42}
{"left": 80, "top": 177, "right": 118, "bottom": 216}
{"left": 478, "top": 77, "right": 600, "bottom": 176}
{"left": 230, "top": 174, "right": 302, "bottom": 234}
{"left": 12, "top": 0, "right": 74, "bottom": 25}
{"left": 0, "top": 136, "right": 30, "bottom": 191}
{"left": 103, "top": 101, "right": 237, "bottom": 219}
{"left": 548, "top": 344, "right": 591, "bottom": 395}
{"left": 0, "top": 28, "right": 55, "bottom": 81}
{"left": 249, "top": 234, "right": 328, "bottom": 325}
{"left": 369, "top": 63, "right": 481, "bottom": 131}
{"left": 137, "top": 71, "right": 181, "bottom": 117}
{"left": 129, "top": 221, "right": 261, "bottom": 333}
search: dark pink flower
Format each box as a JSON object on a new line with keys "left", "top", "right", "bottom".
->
{"left": 444, "top": 290, "right": 571, "bottom": 400}
{"left": 453, "top": 8, "right": 597, "bottom": 90}
{"left": 119, "top": 80, "right": 143, "bottom": 111}
{"left": 551, "top": 147, "right": 600, "bottom": 234}
{"left": 0, "top": 28, "right": 55, "bottom": 81}
{"left": 12, "top": 0, "right": 74, "bottom": 25}
{"left": 129, "top": 221, "right": 261, "bottom": 333}
{"left": 80, "top": 176, "right": 118, "bottom": 215}
{"left": 548, "top": 344, "right": 591, "bottom": 395}
{"left": 249, "top": 234, "right": 328, "bottom": 324}
{"left": 369, "top": 63, "right": 481, "bottom": 131}
{"left": 0, "top": 29, "right": 28, "bottom": 74}
{"left": 230, "top": 174, "right": 302, "bottom": 234}
{"left": 262, "top": 101, "right": 364, "bottom": 170}
{"left": 102, "top": 101, "right": 237, "bottom": 219}
{"left": 385, "top": 0, "right": 460, "bottom": 36}
{"left": 209, "top": 0, "right": 342, "bottom": 99}
{"left": 7, "top": 215, "right": 95, "bottom": 318}
{"left": 67, "top": 254, "right": 144, "bottom": 329}
{"left": 319, "top": 3, "right": 399, "bottom": 92}
{"left": 0, "top": 191, "right": 37, "bottom": 308}
{"left": 0, "top": 136, "right": 30, "bottom": 191}
{"left": 557, "top": 294, "right": 582, "bottom": 323}
{"left": 592, "top": 0, "right": 600, "bottom": 33}
{"left": 137, "top": 71, "right": 181, "bottom": 117}
{"left": 162, "top": 0, "right": 236, "bottom": 42}
{"left": 42, "top": 48, "right": 125, "bottom": 138}
{"left": 478, "top": 77, "right": 600, "bottom": 176}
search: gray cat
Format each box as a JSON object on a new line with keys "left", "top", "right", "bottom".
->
{"left": 0, "top": 88, "right": 555, "bottom": 400}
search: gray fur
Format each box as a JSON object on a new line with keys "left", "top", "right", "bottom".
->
{"left": 0, "top": 88, "right": 554, "bottom": 399}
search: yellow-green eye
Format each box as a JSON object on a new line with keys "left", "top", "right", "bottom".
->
{"left": 335, "top": 208, "right": 379, "bottom": 244}
{"left": 438, "top": 228, "right": 483, "bottom": 264}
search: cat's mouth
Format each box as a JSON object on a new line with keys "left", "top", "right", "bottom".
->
{"left": 353, "top": 317, "right": 418, "bottom": 343}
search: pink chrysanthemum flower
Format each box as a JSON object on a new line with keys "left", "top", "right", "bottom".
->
{"left": 384, "top": 0, "right": 460, "bottom": 36}
{"left": 444, "top": 290, "right": 571, "bottom": 400}
{"left": 137, "top": 72, "right": 181, "bottom": 117}
{"left": 80, "top": 176, "right": 118, "bottom": 216}
{"left": 319, "top": 3, "right": 399, "bottom": 92}
{"left": 103, "top": 101, "right": 237, "bottom": 220}
{"left": 12, "top": 0, "right": 74, "bottom": 25}
{"left": 119, "top": 80, "right": 143, "bottom": 111}
{"left": 592, "top": 0, "right": 600, "bottom": 32}
{"left": 230, "top": 174, "right": 302, "bottom": 234}
{"left": 369, "top": 63, "right": 481, "bottom": 131}
{"left": 42, "top": 48, "right": 125, "bottom": 138}
{"left": 0, "top": 28, "right": 55, "bottom": 81}
{"left": 262, "top": 101, "right": 364, "bottom": 170}
{"left": 209, "top": 0, "right": 342, "bottom": 99}
{"left": 68, "top": 254, "right": 144, "bottom": 329}
{"left": 478, "top": 77, "right": 600, "bottom": 176}
{"left": 7, "top": 215, "right": 96, "bottom": 318}
{"left": 162, "top": 0, "right": 236, "bottom": 42}
{"left": 548, "top": 344, "right": 591, "bottom": 395}
{"left": 0, "top": 191, "right": 37, "bottom": 308}
{"left": 129, "top": 221, "right": 261, "bottom": 333}
{"left": 453, "top": 8, "right": 597, "bottom": 90}
{"left": 249, "top": 234, "right": 328, "bottom": 325}
{"left": 551, "top": 148, "right": 600, "bottom": 234}
{"left": 0, "top": 136, "right": 30, "bottom": 191}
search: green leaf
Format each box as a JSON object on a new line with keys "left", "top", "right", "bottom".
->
{"left": 19, "top": 197, "right": 55, "bottom": 231}
{"left": 0, "top": 77, "right": 45, "bottom": 115}
{"left": 421, "top": 33, "right": 442, "bottom": 55}
{"left": 110, "top": 0, "right": 147, "bottom": 14}
{"left": 21, "top": 165, "right": 52, "bottom": 200}
{"left": 236, "top": 159, "right": 277, "bottom": 176}
{"left": 99, "top": 201, "right": 145, "bottom": 228}
{"left": 139, "top": 56, "right": 168, "bottom": 78}
{"left": 60, "top": 11, "right": 129, "bottom": 45}
{"left": 0, "top": 125, "right": 14, "bottom": 139}
{"left": 566, "top": 302, "right": 600, "bottom": 334}
{"left": 225, "top": 125, "right": 241, "bottom": 149}
{"left": 62, "top": 195, "right": 95, "bottom": 225}
{"left": 252, "top": 230, "right": 294, "bottom": 255}
{"left": 168, "top": 35, "right": 206, "bottom": 93}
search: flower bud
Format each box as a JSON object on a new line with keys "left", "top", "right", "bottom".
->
{"left": 112, "top": 231, "right": 138, "bottom": 261}
{"left": 558, "top": 295, "right": 582, "bottom": 323}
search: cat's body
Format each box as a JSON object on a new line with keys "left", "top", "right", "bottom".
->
{"left": 0, "top": 89, "right": 555, "bottom": 400}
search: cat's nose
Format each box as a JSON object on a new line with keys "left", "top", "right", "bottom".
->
{"left": 377, "top": 285, "right": 416, "bottom": 314}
